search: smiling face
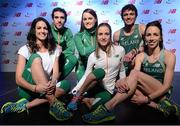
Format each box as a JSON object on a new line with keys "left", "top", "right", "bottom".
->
{"left": 145, "top": 26, "right": 161, "bottom": 49}
{"left": 35, "top": 20, "right": 48, "bottom": 42}
{"left": 122, "top": 9, "right": 136, "bottom": 26}
{"left": 82, "top": 12, "right": 97, "bottom": 30}
{"left": 97, "top": 25, "right": 111, "bottom": 49}
{"left": 53, "top": 11, "right": 66, "bottom": 29}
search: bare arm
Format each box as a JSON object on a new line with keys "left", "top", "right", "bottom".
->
{"left": 113, "top": 30, "right": 120, "bottom": 45}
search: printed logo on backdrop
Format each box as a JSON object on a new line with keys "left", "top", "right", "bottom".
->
{"left": 12, "top": 41, "right": 23, "bottom": 46}
{"left": 40, "top": 12, "right": 47, "bottom": 17}
{"left": 139, "top": 0, "right": 151, "bottom": 5}
{"left": 0, "top": 22, "right": 9, "bottom": 27}
{"left": 51, "top": 2, "right": 58, "bottom": 7}
{"left": 166, "top": 19, "right": 175, "bottom": 24}
{"left": 101, "top": 0, "right": 109, "bottom": 5}
{"left": 168, "top": 29, "right": 176, "bottom": 34}
{"left": 76, "top": 1, "right": 83, "bottom": 6}
{"left": 166, "top": 0, "right": 175, "bottom": 4}
{"left": 25, "top": 3, "right": 33, "bottom": 8}
{"left": 25, "top": 21, "right": 32, "bottom": 27}
{"left": 166, "top": 39, "right": 175, "bottom": 44}
{"left": 168, "top": 9, "right": 176, "bottom": 14}
{"left": 142, "top": 9, "right": 150, "bottom": 14}
{"left": 129, "top": 0, "right": 136, "bottom": 4}
{"left": 154, "top": 0, "right": 162, "bottom": 4}
{"left": 153, "top": 9, "right": 162, "bottom": 15}
{"left": 1, "top": 41, "right": 9, "bottom": 46}
{"left": 12, "top": 22, "right": 22, "bottom": 27}
{"left": 14, "top": 31, "right": 22, "bottom": 37}
{"left": 25, "top": 12, "right": 33, "bottom": 18}
{"left": 37, "top": 2, "right": 46, "bottom": 8}
{"left": 14, "top": 12, "right": 21, "bottom": 17}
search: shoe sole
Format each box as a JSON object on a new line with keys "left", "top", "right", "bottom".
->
{"left": 49, "top": 111, "right": 72, "bottom": 121}
{"left": 83, "top": 115, "right": 116, "bottom": 124}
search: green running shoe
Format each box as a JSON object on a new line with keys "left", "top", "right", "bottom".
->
{"left": 157, "top": 99, "right": 180, "bottom": 117}
{"left": 82, "top": 105, "right": 115, "bottom": 124}
{"left": 49, "top": 100, "right": 72, "bottom": 121}
{"left": 1, "top": 98, "right": 28, "bottom": 114}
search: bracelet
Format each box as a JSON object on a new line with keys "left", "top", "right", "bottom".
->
{"left": 146, "top": 95, "right": 152, "bottom": 104}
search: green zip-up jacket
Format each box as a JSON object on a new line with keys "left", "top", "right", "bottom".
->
{"left": 51, "top": 24, "right": 75, "bottom": 56}
{"left": 74, "top": 30, "right": 96, "bottom": 67}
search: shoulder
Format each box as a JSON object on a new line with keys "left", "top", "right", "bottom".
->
{"left": 18, "top": 45, "right": 29, "bottom": 53}
{"left": 136, "top": 52, "right": 144, "bottom": 62}
{"left": 54, "top": 47, "right": 61, "bottom": 56}
{"left": 114, "top": 44, "right": 125, "bottom": 52}
{"left": 74, "top": 32, "right": 82, "bottom": 38}
{"left": 164, "top": 49, "right": 176, "bottom": 63}
{"left": 64, "top": 27, "right": 73, "bottom": 35}
{"left": 138, "top": 23, "right": 146, "bottom": 35}
{"left": 18, "top": 45, "right": 30, "bottom": 59}
{"left": 113, "top": 29, "right": 121, "bottom": 41}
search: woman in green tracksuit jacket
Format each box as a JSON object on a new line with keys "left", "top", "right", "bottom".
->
{"left": 75, "top": 8, "right": 98, "bottom": 81}
{"left": 51, "top": 7, "right": 77, "bottom": 81}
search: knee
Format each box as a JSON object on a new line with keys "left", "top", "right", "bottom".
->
{"left": 56, "top": 80, "right": 71, "bottom": 92}
{"left": 92, "top": 68, "right": 105, "bottom": 80}
{"left": 30, "top": 54, "right": 42, "bottom": 65}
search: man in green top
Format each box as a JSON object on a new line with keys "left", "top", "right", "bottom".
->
{"left": 113, "top": 4, "right": 146, "bottom": 75}
{"left": 51, "top": 7, "right": 77, "bottom": 81}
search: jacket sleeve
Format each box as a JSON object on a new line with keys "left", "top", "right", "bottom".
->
{"left": 75, "top": 34, "right": 95, "bottom": 56}
{"left": 63, "top": 29, "right": 75, "bottom": 55}
{"left": 71, "top": 53, "right": 95, "bottom": 94}
{"left": 119, "top": 47, "right": 126, "bottom": 79}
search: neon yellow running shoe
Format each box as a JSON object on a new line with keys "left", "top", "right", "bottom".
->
{"left": 82, "top": 105, "right": 115, "bottom": 124}
{"left": 157, "top": 99, "right": 180, "bottom": 117}
{"left": 1, "top": 98, "right": 28, "bottom": 114}
{"left": 49, "top": 100, "right": 72, "bottom": 121}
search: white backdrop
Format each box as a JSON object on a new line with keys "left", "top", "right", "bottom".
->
{"left": 0, "top": 0, "right": 180, "bottom": 72}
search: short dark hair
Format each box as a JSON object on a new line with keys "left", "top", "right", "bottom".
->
{"left": 121, "top": 4, "right": 138, "bottom": 19}
{"left": 51, "top": 7, "right": 67, "bottom": 23}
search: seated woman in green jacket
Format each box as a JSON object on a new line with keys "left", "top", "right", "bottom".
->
{"left": 75, "top": 8, "right": 98, "bottom": 81}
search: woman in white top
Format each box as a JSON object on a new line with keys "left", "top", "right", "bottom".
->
{"left": 67, "top": 23, "right": 126, "bottom": 111}
{"left": 1, "top": 17, "right": 72, "bottom": 121}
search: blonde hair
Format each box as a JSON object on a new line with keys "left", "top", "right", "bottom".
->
{"left": 95, "top": 23, "right": 114, "bottom": 58}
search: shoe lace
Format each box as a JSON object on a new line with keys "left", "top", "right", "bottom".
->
{"left": 91, "top": 106, "right": 106, "bottom": 118}
{"left": 11, "top": 103, "right": 25, "bottom": 113}
{"left": 54, "top": 102, "right": 69, "bottom": 115}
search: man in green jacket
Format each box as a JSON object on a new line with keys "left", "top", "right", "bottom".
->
{"left": 51, "top": 7, "right": 77, "bottom": 81}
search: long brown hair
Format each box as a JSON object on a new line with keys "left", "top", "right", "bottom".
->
{"left": 80, "top": 8, "right": 98, "bottom": 32}
{"left": 27, "top": 17, "right": 56, "bottom": 54}
{"left": 95, "top": 23, "right": 113, "bottom": 58}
